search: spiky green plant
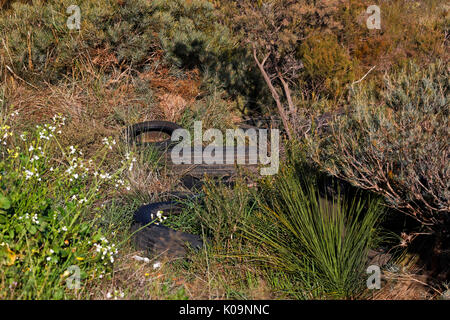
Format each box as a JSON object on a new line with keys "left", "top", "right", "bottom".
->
{"left": 245, "top": 166, "right": 384, "bottom": 298}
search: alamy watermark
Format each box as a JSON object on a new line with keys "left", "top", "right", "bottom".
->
{"left": 366, "top": 265, "right": 381, "bottom": 289}
{"left": 66, "top": 5, "right": 81, "bottom": 30}
{"left": 65, "top": 4, "right": 380, "bottom": 32}
{"left": 65, "top": 265, "right": 80, "bottom": 290}
{"left": 367, "top": 5, "right": 381, "bottom": 30}
{"left": 170, "top": 121, "right": 279, "bottom": 176}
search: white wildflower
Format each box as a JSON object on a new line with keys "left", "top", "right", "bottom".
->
{"left": 152, "top": 262, "right": 161, "bottom": 270}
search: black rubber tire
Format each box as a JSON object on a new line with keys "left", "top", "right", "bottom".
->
{"left": 132, "top": 199, "right": 203, "bottom": 258}
{"left": 131, "top": 222, "right": 203, "bottom": 258}
{"left": 163, "top": 145, "right": 260, "bottom": 178}
{"left": 133, "top": 201, "right": 186, "bottom": 225}
{"left": 125, "top": 122, "right": 262, "bottom": 178}
{"left": 127, "top": 122, "right": 267, "bottom": 258}
{"left": 124, "top": 120, "right": 183, "bottom": 149}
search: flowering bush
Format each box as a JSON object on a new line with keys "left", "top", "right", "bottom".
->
{"left": 0, "top": 110, "right": 134, "bottom": 299}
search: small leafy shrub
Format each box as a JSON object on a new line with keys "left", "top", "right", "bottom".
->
{"left": 298, "top": 33, "right": 354, "bottom": 99}
{"left": 245, "top": 165, "right": 384, "bottom": 298}
{"left": 307, "top": 60, "right": 449, "bottom": 249}
{"left": 154, "top": 0, "right": 232, "bottom": 70}
{"left": 179, "top": 86, "right": 237, "bottom": 131}
{"left": 334, "top": 0, "right": 448, "bottom": 71}
{"left": 189, "top": 179, "right": 258, "bottom": 252}
{"left": 0, "top": 108, "right": 134, "bottom": 299}
{"left": 0, "top": 0, "right": 264, "bottom": 115}
{"left": 0, "top": 0, "right": 160, "bottom": 83}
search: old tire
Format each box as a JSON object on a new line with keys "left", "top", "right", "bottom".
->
{"left": 124, "top": 120, "right": 183, "bottom": 149}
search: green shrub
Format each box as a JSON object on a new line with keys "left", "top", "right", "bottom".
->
{"left": 245, "top": 165, "right": 384, "bottom": 298}
{"left": 298, "top": 33, "right": 354, "bottom": 99}
{"left": 0, "top": 0, "right": 160, "bottom": 83}
{"left": 0, "top": 0, "right": 264, "bottom": 114}
{"left": 307, "top": 60, "right": 449, "bottom": 247}
{"left": 153, "top": 0, "right": 230, "bottom": 69}
{"left": 179, "top": 86, "right": 236, "bottom": 131}
{"left": 188, "top": 179, "right": 258, "bottom": 251}
{"left": 154, "top": 0, "right": 267, "bottom": 113}
{"left": 0, "top": 106, "right": 134, "bottom": 299}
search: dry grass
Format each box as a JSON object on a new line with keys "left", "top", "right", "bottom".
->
{"left": 140, "top": 67, "right": 202, "bottom": 122}
{"left": 123, "top": 148, "right": 180, "bottom": 204}
{"left": 3, "top": 61, "right": 205, "bottom": 158}
{"left": 83, "top": 243, "right": 275, "bottom": 300}
{"left": 364, "top": 249, "right": 447, "bottom": 300}
{"left": 370, "top": 272, "right": 440, "bottom": 300}
{"left": 158, "top": 93, "right": 188, "bottom": 122}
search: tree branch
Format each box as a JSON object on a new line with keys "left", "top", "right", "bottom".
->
{"left": 278, "top": 71, "right": 296, "bottom": 115}
{"left": 252, "top": 44, "right": 293, "bottom": 140}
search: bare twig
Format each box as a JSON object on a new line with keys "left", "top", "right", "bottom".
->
{"left": 5, "top": 65, "right": 38, "bottom": 90}
{"left": 351, "top": 65, "right": 376, "bottom": 86}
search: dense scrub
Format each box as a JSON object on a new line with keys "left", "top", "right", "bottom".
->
{"left": 307, "top": 61, "right": 449, "bottom": 261}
